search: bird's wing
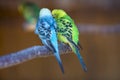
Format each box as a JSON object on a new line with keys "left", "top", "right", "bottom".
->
{"left": 57, "top": 18, "right": 73, "bottom": 39}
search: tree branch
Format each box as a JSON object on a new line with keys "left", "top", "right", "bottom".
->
{"left": 0, "top": 43, "right": 71, "bottom": 69}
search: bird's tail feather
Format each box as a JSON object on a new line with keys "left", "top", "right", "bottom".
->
{"left": 68, "top": 39, "right": 87, "bottom": 72}
{"left": 75, "top": 49, "right": 87, "bottom": 72}
{"left": 54, "top": 53, "right": 64, "bottom": 74}
{"left": 45, "top": 40, "right": 64, "bottom": 73}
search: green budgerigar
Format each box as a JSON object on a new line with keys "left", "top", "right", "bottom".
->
{"left": 18, "top": 2, "right": 40, "bottom": 31}
{"left": 52, "top": 9, "right": 87, "bottom": 72}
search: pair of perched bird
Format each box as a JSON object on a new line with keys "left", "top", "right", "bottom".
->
{"left": 19, "top": 3, "right": 87, "bottom": 74}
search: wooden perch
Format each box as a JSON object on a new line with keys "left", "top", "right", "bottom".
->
{"left": 0, "top": 43, "right": 71, "bottom": 69}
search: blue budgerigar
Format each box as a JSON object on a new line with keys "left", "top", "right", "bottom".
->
{"left": 35, "top": 8, "right": 64, "bottom": 73}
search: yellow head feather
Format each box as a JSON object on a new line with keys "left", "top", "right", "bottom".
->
{"left": 52, "top": 9, "right": 67, "bottom": 18}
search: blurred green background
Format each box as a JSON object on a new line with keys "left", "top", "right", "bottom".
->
{"left": 0, "top": 0, "right": 120, "bottom": 80}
